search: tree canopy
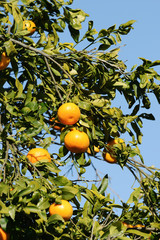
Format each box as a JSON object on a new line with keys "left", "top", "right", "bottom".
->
{"left": 0, "top": 0, "right": 160, "bottom": 239}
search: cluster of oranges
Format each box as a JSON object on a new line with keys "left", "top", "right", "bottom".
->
{"left": 24, "top": 103, "right": 125, "bottom": 228}
{"left": 50, "top": 102, "right": 90, "bottom": 154}
{"left": 26, "top": 148, "right": 73, "bottom": 222}
{"left": 0, "top": 20, "right": 36, "bottom": 71}
{"left": 51, "top": 102, "right": 125, "bottom": 160}
{"left": 26, "top": 103, "right": 125, "bottom": 168}
{"left": 22, "top": 103, "right": 87, "bottom": 226}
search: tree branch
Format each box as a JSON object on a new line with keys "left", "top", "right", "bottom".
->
{"left": 0, "top": 36, "right": 82, "bottom": 92}
{"left": 44, "top": 56, "right": 64, "bottom": 103}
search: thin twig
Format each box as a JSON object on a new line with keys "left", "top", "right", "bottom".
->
{"left": 44, "top": 56, "right": 64, "bottom": 103}
{"left": 90, "top": 217, "right": 96, "bottom": 240}
{"left": 128, "top": 158, "right": 159, "bottom": 173}
{"left": 72, "top": 179, "right": 101, "bottom": 183}
{"left": 70, "top": 219, "right": 88, "bottom": 238}
{"left": 127, "top": 161, "right": 153, "bottom": 180}
{"left": 0, "top": 114, "right": 3, "bottom": 133}
{"left": 0, "top": 140, "right": 9, "bottom": 182}
{"left": 91, "top": 162, "right": 102, "bottom": 181}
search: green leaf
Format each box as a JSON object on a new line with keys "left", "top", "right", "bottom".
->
{"left": 131, "top": 104, "right": 139, "bottom": 116}
{"left": 51, "top": 67, "right": 61, "bottom": 77}
{"left": 151, "top": 60, "right": 160, "bottom": 67}
{"left": 48, "top": 214, "right": 64, "bottom": 224}
{"left": 98, "top": 174, "right": 108, "bottom": 194}
{"left": 6, "top": 104, "right": 18, "bottom": 116}
{"left": 23, "top": 205, "right": 40, "bottom": 214}
{"left": 78, "top": 101, "right": 91, "bottom": 111}
{"left": 142, "top": 95, "right": 151, "bottom": 109}
{"left": 118, "top": 20, "right": 136, "bottom": 35}
{"left": 0, "top": 200, "right": 8, "bottom": 214}
{"left": 82, "top": 189, "right": 95, "bottom": 204}
{"left": 16, "top": 186, "right": 34, "bottom": 197}
{"left": 4, "top": 40, "right": 17, "bottom": 55}
{"left": 109, "top": 222, "right": 123, "bottom": 238}
{"left": 98, "top": 44, "right": 111, "bottom": 50}
{"left": 107, "top": 24, "right": 116, "bottom": 33}
{"left": 36, "top": 32, "right": 46, "bottom": 45}
{"left": 37, "top": 198, "right": 50, "bottom": 210}
{"left": 53, "top": 176, "right": 72, "bottom": 186}
{"left": 0, "top": 218, "right": 9, "bottom": 232}
{"left": 131, "top": 121, "right": 143, "bottom": 143}
{"left": 126, "top": 229, "right": 151, "bottom": 238}
{"left": 113, "top": 81, "right": 129, "bottom": 88}
{"left": 119, "top": 20, "right": 136, "bottom": 28}
{"left": 12, "top": 4, "right": 23, "bottom": 23}
{"left": 60, "top": 186, "right": 78, "bottom": 200}
{"left": 115, "top": 32, "right": 121, "bottom": 43}
{"left": 139, "top": 74, "right": 148, "bottom": 88}
{"left": 79, "top": 120, "right": 90, "bottom": 128}
{"left": 59, "top": 145, "right": 69, "bottom": 157}
{"left": 92, "top": 99, "right": 106, "bottom": 107}
{"left": 0, "top": 183, "right": 9, "bottom": 195}
{"left": 15, "top": 78, "right": 23, "bottom": 98}
{"left": 98, "top": 29, "right": 109, "bottom": 38}
{"left": 127, "top": 187, "right": 141, "bottom": 204}
{"left": 118, "top": 237, "right": 132, "bottom": 240}
{"left": 68, "top": 25, "right": 80, "bottom": 43}
{"left": 35, "top": 162, "right": 60, "bottom": 174}
{"left": 88, "top": 20, "right": 93, "bottom": 31}
{"left": 150, "top": 222, "right": 160, "bottom": 229}
{"left": 21, "top": 0, "right": 35, "bottom": 5}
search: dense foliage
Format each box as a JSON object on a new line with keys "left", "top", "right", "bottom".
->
{"left": 0, "top": 0, "right": 160, "bottom": 239}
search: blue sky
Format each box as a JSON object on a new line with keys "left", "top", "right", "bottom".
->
{"left": 57, "top": 0, "right": 160, "bottom": 207}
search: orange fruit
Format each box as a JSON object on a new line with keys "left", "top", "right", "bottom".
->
{"left": 103, "top": 138, "right": 124, "bottom": 164}
{"left": 135, "top": 224, "right": 145, "bottom": 228}
{"left": 49, "top": 199, "right": 73, "bottom": 221}
{"left": 0, "top": 52, "right": 10, "bottom": 70}
{"left": 122, "top": 222, "right": 134, "bottom": 228}
{"left": 0, "top": 227, "right": 10, "bottom": 240}
{"left": 64, "top": 129, "right": 90, "bottom": 153}
{"left": 27, "top": 148, "right": 51, "bottom": 164}
{"left": 127, "top": 224, "right": 134, "bottom": 228}
{"left": 87, "top": 145, "right": 100, "bottom": 155}
{"left": 94, "top": 146, "right": 100, "bottom": 153}
{"left": 49, "top": 117, "right": 64, "bottom": 131}
{"left": 122, "top": 222, "right": 128, "bottom": 228}
{"left": 57, "top": 103, "right": 81, "bottom": 125}
{"left": 23, "top": 20, "right": 36, "bottom": 36}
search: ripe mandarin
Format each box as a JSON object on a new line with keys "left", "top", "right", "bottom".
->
{"left": 23, "top": 20, "right": 36, "bottom": 36}
{"left": 57, "top": 103, "right": 81, "bottom": 125}
{"left": 64, "top": 129, "right": 90, "bottom": 153}
{"left": 0, "top": 52, "right": 10, "bottom": 70}
{"left": 49, "top": 200, "right": 73, "bottom": 221}
{"left": 0, "top": 227, "right": 10, "bottom": 240}
{"left": 87, "top": 145, "right": 100, "bottom": 155}
{"left": 103, "top": 138, "right": 124, "bottom": 164}
{"left": 27, "top": 148, "right": 51, "bottom": 164}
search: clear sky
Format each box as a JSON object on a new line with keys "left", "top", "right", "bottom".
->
{"left": 56, "top": 0, "right": 160, "bottom": 208}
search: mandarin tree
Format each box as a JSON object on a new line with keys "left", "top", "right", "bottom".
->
{"left": 0, "top": 0, "right": 160, "bottom": 239}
